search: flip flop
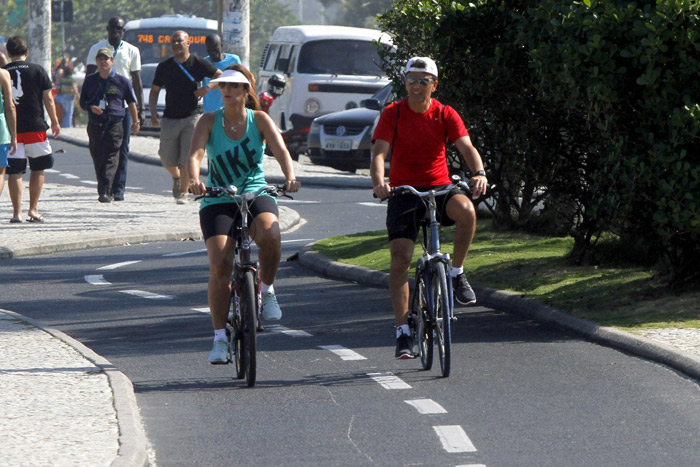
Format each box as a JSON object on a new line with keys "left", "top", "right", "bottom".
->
{"left": 27, "top": 215, "right": 44, "bottom": 223}
{"left": 9, "top": 218, "right": 22, "bottom": 224}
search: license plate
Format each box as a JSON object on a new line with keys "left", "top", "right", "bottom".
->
{"left": 323, "top": 139, "right": 352, "bottom": 151}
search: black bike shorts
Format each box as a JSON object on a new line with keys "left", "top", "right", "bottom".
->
{"left": 199, "top": 196, "right": 279, "bottom": 242}
{"left": 386, "top": 186, "right": 469, "bottom": 242}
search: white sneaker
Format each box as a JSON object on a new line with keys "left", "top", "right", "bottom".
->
{"left": 176, "top": 193, "right": 188, "bottom": 205}
{"left": 208, "top": 338, "right": 229, "bottom": 364}
{"left": 261, "top": 286, "right": 282, "bottom": 320}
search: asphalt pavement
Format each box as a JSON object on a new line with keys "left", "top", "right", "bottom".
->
{"left": 0, "top": 127, "right": 698, "bottom": 466}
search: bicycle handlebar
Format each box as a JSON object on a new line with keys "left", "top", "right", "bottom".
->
{"left": 195, "top": 184, "right": 292, "bottom": 201}
{"left": 373, "top": 179, "right": 472, "bottom": 202}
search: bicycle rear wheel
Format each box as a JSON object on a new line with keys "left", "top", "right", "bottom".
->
{"left": 411, "top": 262, "right": 433, "bottom": 370}
{"left": 433, "top": 262, "right": 451, "bottom": 377}
{"left": 241, "top": 270, "right": 257, "bottom": 387}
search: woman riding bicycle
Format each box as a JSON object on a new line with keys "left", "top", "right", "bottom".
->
{"left": 370, "top": 57, "right": 488, "bottom": 359}
{"left": 185, "top": 64, "right": 300, "bottom": 364}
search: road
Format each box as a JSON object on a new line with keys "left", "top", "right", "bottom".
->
{"left": 2, "top": 141, "right": 700, "bottom": 466}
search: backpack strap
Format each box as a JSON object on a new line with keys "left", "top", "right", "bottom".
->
{"left": 390, "top": 101, "right": 400, "bottom": 154}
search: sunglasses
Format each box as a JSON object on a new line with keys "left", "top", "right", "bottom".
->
{"left": 405, "top": 77, "right": 435, "bottom": 86}
{"left": 218, "top": 82, "right": 248, "bottom": 89}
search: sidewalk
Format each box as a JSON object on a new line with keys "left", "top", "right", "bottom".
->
{"left": 1, "top": 127, "right": 698, "bottom": 465}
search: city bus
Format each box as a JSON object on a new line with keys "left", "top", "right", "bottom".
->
{"left": 123, "top": 14, "right": 218, "bottom": 64}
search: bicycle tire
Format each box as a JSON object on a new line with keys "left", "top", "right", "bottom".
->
{"left": 241, "top": 270, "right": 257, "bottom": 387}
{"left": 229, "top": 290, "right": 245, "bottom": 380}
{"left": 411, "top": 261, "right": 433, "bottom": 370}
{"left": 433, "top": 262, "right": 451, "bottom": 377}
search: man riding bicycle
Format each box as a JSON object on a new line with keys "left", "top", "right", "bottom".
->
{"left": 370, "top": 57, "right": 488, "bottom": 359}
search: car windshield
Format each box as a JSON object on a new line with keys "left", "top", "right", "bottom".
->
{"left": 297, "top": 40, "right": 385, "bottom": 76}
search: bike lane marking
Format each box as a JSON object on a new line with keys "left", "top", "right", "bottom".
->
{"left": 319, "top": 345, "right": 367, "bottom": 360}
{"left": 120, "top": 290, "right": 173, "bottom": 300}
{"left": 367, "top": 372, "right": 411, "bottom": 389}
{"left": 433, "top": 425, "right": 478, "bottom": 453}
{"left": 84, "top": 275, "right": 111, "bottom": 285}
{"left": 97, "top": 261, "right": 142, "bottom": 270}
{"left": 267, "top": 324, "right": 312, "bottom": 337}
{"left": 404, "top": 398, "right": 447, "bottom": 414}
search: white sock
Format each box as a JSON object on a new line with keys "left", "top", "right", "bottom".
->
{"left": 450, "top": 266, "right": 464, "bottom": 278}
{"left": 213, "top": 329, "right": 226, "bottom": 341}
{"left": 396, "top": 324, "right": 410, "bottom": 338}
{"left": 261, "top": 282, "right": 272, "bottom": 294}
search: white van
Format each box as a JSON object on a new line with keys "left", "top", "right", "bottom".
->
{"left": 258, "top": 25, "right": 392, "bottom": 157}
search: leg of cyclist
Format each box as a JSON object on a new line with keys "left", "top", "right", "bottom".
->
{"left": 389, "top": 238, "right": 416, "bottom": 359}
{"left": 205, "top": 234, "right": 236, "bottom": 363}
{"left": 251, "top": 211, "right": 283, "bottom": 321}
{"left": 445, "top": 193, "right": 477, "bottom": 305}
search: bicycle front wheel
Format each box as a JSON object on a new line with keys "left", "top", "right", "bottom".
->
{"left": 229, "top": 290, "right": 245, "bottom": 380}
{"left": 433, "top": 262, "right": 452, "bottom": 377}
{"left": 241, "top": 270, "right": 257, "bottom": 387}
{"left": 411, "top": 263, "right": 432, "bottom": 370}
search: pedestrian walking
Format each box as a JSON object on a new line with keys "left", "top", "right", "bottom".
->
{"left": 85, "top": 16, "right": 145, "bottom": 201}
{"left": 54, "top": 61, "right": 79, "bottom": 128}
{"left": 79, "top": 48, "right": 140, "bottom": 203}
{"left": 0, "top": 66, "right": 17, "bottom": 200}
{"left": 202, "top": 34, "right": 241, "bottom": 113}
{"left": 149, "top": 30, "right": 220, "bottom": 204}
{"left": 3, "top": 35, "right": 61, "bottom": 223}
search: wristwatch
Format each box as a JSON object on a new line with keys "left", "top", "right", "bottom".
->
{"left": 474, "top": 170, "right": 486, "bottom": 177}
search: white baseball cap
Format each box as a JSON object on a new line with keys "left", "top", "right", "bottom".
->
{"left": 404, "top": 57, "right": 438, "bottom": 78}
{"left": 211, "top": 69, "right": 250, "bottom": 86}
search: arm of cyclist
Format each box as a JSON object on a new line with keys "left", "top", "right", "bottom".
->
{"left": 254, "top": 110, "right": 300, "bottom": 193}
{"left": 370, "top": 138, "right": 392, "bottom": 200}
{"left": 454, "top": 135, "right": 488, "bottom": 198}
{"left": 185, "top": 112, "right": 216, "bottom": 195}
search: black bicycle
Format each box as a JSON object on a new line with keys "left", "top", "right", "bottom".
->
{"left": 389, "top": 178, "right": 472, "bottom": 377}
{"left": 198, "top": 184, "right": 289, "bottom": 387}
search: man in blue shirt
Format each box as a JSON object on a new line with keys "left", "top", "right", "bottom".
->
{"left": 80, "top": 48, "right": 140, "bottom": 203}
{"left": 202, "top": 34, "right": 241, "bottom": 113}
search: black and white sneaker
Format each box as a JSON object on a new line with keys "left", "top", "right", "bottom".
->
{"left": 453, "top": 272, "right": 477, "bottom": 306}
{"left": 395, "top": 332, "right": 415, "bottom": 360}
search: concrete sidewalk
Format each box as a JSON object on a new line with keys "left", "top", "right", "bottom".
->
{"left": 1, "top": 127, "right": 698, "bottom": 465}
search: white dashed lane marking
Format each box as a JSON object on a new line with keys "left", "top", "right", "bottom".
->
{"left": 85, "top": 275, "right": 111, "bottom": 285}
{"left": 319, "top": 345, "right": 367, "bottom": 360}
{"left": 404, "top": 398, "right": 448, "bottom": 414}
{"left": 433, "top": 425, "right": 477, "bottom": 453}
{"left": 97, "top": 260, "right": 142, "bottom": 270}
{"left": 120, "top": 290, "right": 173, "bottom": 300}
{"left": 192, "top": 307, "right": 210, "bottom": 314}
{"left": 367, "top": 372, "right": 411, "bottom": 389}
{"left": 267, "top": 325, "right": 312, "bottom": 337}
{"left": 163, "top": 249, "right": 207, "bottom": 257}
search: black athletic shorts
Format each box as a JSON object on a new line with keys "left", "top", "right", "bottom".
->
{"left": 199, "top": 196, "right": 279, "bottom": 242}
{"left": 386, "top": 185, "right": 469, "bottom": 242}
{"left": 6, "top": 154, "right": 54, "bottom": 175}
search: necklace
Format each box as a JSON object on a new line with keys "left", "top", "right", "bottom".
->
{"left": 222, "top": 113, "right": 245, "bottom": 133}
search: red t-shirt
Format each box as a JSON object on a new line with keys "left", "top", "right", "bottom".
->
{"left": 372, "top": 98, "right": 469, "bottom": 187}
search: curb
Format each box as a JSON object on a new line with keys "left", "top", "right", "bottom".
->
{"left": 1, "top": 310, "right": 150, "bottom": 467}
{"left": 0, "top": 205, "right": 300, "bottom": 260}
{"left": 298, "top": 243, "right": 700, "bottom": 382}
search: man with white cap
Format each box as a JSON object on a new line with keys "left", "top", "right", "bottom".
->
{"left": 371, "top": 56, "right": 489, "bottom": 359}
